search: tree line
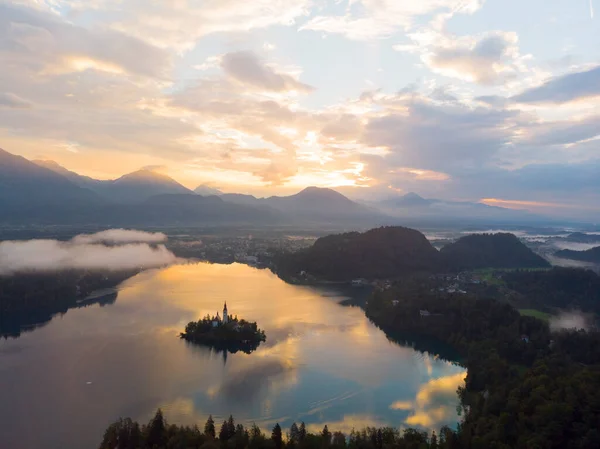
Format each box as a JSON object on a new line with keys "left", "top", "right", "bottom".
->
{"left": 99, "top": 409, "right": 459, "bottom": 449}
{"left": 0, "top": 269, "right": 136, "bottom": 338}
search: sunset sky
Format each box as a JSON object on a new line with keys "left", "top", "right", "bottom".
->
{"left": 1, "top": 0, "right": 599, "bottom": 218}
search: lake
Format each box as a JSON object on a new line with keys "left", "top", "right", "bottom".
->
{"left": 0, "top": 263, "right": 465, "bottom": 449}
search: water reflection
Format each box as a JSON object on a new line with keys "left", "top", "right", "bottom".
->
{"left": 0, "top": 263, "right": 465, "bottom": 449}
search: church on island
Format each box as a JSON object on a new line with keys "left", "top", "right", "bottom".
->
{"left": 211, "top": 302, "right": 231, "bottom": 327}
{"left": 180, "top": 301, "right": 266, "bottom": 352}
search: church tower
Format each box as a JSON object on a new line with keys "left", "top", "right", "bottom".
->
{"left": 223, "top": 301, "right": 228, "bottom": 324}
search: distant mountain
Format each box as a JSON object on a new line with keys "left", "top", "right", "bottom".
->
{"left": 34, "top": 159, "right": 194, "bottom": 203}
{"left": 562, "top": 232, "right": 600, "bottom": 244}
{"left": 224, "top": 187, "right": 387, "bottom": 225}
{"left": 103, "top": 170, "right": 193, "bottom": 203}
{"left": 0, "top": 148, "right": 101, "bottom": 221}
{"left": 381, "top": 192, "right": 433, "bottom": 208}
{"left": 276, "top": 226, "right": 441, "bottom": 281}
{"left": 555, "top": 246, "right": 600, "bottom": 263}
{"left": 133, "top": 194, "right": 282, "bottom": 225}
{"left": 376, "top": 193, "right": 542, "bottom": 224}
{"left": 440, "top": 233, "right": 550, "bottom": 270}
{"left": 32, "top": 160, "right": 103, "bottom": 189}
{"left": 194, "top": 185, "right": 222, "bottom": 196}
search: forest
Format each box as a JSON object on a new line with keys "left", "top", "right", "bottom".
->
{"left": 366, "top": 287, "right": 600, "bottom": 449}
{"left": 504, "top": 267, "right": 600, "bottom": 314}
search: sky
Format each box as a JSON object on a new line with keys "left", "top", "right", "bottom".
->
{"left": 1, "top": 0, "right": 599, "bottom": 219}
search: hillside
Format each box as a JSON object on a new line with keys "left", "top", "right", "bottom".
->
{"left": 555, "top": 246, "right": 600, "bottom": 263}
{"left": 276, "top": 226, "right": 440, "bottom": 281}
{"left": 440, "top": 233, "right": 550, "bottom": 270}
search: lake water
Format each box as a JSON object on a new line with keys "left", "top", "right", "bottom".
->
{"left": 0, "top": 263, "right": 465, "bottom": 449}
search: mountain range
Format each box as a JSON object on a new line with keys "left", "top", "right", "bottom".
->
{"left": 0, "top": 148, "right": 546, "bottom": 227}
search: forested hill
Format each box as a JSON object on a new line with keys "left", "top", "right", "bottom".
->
{"left": 276, "top": 226, "right": 440, "bottom": 281}
{"left": 276, "top": 228, "right": 549, "bottom": 281}
{"left": 439, "top": 233, "right": 550, "bottom": 271}
{"left": 555, "top": 246, "right": 600, "bottom": 263}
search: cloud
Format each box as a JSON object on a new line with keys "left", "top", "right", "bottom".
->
{"left": 363, "top": 96, "right": 517, "bottom": 172}
{"left": 46, "top": 0, "right": 312, "bottom": 51}
{"left": 71, "top": 229, "right": 167, "bottom": 245}
{"left": 517, "top": 115, "right": 600, "bottom": 147}
{"left": 512, "top": 65, "right": 600, "bottom": 104}
{"left": 0, "top": 239, "right": 177, "bottom": 275}
{"left": 221, "top": 51, "right": 314, "bottom": 94}
{"left": 1, "top": 4, "right": 171, "bottom": 79}
{"left": 0, "top": 92, "right": 32, "bottom": 108}
{"left": 301, "top": 0, "right": 484, "bottom": 40}
{"left": 424, "top": 32, "right": 523, "bottom": 85}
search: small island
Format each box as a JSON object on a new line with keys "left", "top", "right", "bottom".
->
{"left": 180, "top": 302, "right": 266, "bottom": 354}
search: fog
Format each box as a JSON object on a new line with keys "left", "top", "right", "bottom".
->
{"left": 72, "top": 229, "right": 167, "bottom": 244}
{"left": 550, "top": 312, "right": 590, "bottom": 332}
{"left": 552, "top": 241, "right": 599, "bottom": 251}
{"left": 546, "top": 255, "right": 598, "bottom": 270}
{"left": 0, "top": 230, "right": 177, "bottom": 275}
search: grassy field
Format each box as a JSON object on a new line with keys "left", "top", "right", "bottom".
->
{"left": 518, "top": 309, "right": 552, "bottom": 322}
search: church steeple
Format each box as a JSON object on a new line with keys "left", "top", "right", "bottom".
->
{"left": 223, "top": 301, "right": 228, "bottom": 324}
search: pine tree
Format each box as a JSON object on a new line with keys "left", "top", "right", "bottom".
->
{"left": 227, "top": 415, "right": 236, "bottom": 439}
{"left": 219, "top": 420, "right": 230, "bottom": 441}
{"left": 322, "top": 425, "right": 331, "bottom": 447}
{"left": 147, "top": 409, "right": 166, "bottom": 448}
{"left": 299, "top": 422, "right": 307, "bottom": 442}
{"left": 272, "top": 423, "right": 283, "bottom": 449}
{"left": 204, "top": 415, "right": 216, "bottom": 438}
{"left": 290, "top": 422, "right": 300, "bottom": 445}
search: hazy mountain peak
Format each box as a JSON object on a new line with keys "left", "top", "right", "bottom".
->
{"left": 403, "top": 192, "right": 425, "bottom": 200}
{"left": 106, "top": 169, "right": 192, "bottom": 202}
{"left": 194, "top": 184, "right": 223, "bottom": 196}
{"left": 115, "top": 169, "right": 176, "bottom": 183}
{"left": 294, "top": 186, "right": 351, "bottom": 201}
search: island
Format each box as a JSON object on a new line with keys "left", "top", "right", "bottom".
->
{"left": 180, "top": 302, "right": 266, "bottom": 354}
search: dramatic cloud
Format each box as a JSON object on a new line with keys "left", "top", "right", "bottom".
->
{"left": 0, "top": 230, "right": 176, "bottom": 275}
{"left": 221, "top": 51, "right": 314, "bottom": 93}
{"left": 0, "top": 92, "right": 32, "bottom": 108}
{"left": 71, "top": 229, "right": 167, "bottom": 245}
{"left": 512, "top": 65, "right": 600, "bottom": 104}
